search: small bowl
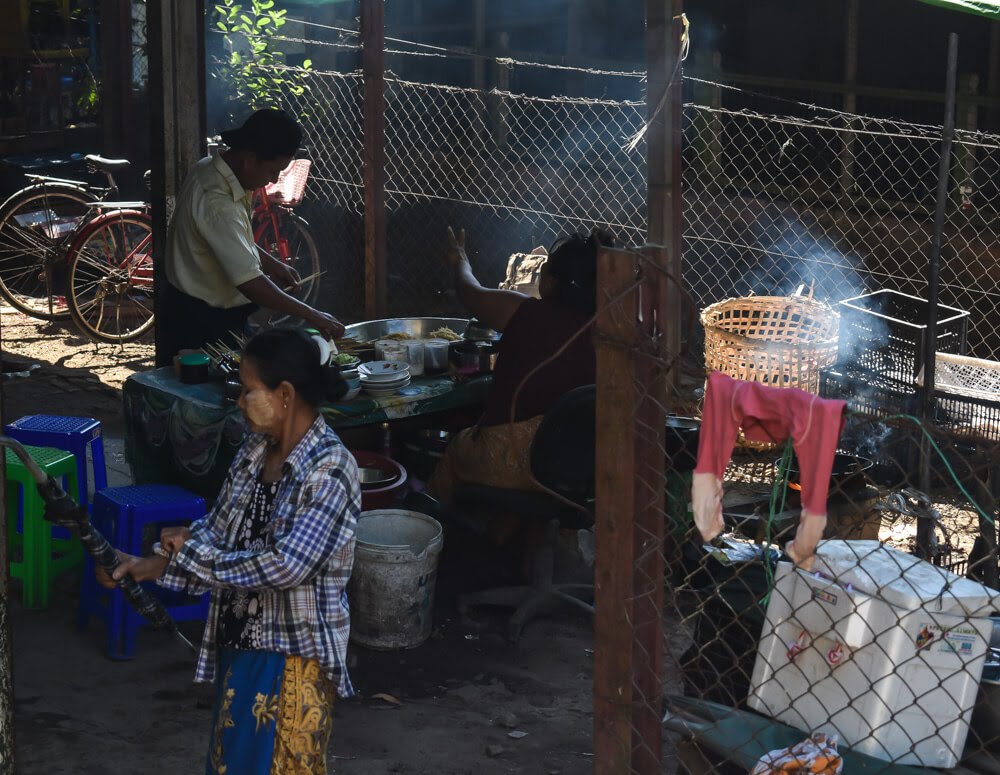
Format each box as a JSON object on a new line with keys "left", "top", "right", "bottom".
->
{"left": 341, "top": 384, "right": 362, "bottom": 402}
{"left": 332, "top": 354, "right": 361, "bottom": 371}
{"left": 358, "top": 466, "right": 399, "bottom": 489}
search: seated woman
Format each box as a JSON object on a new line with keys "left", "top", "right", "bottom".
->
{"left": 427, "top": 225, "right": 612, "bottom": 507}
{"left": 101, "top": 327, "right": 361, "bottom": 774}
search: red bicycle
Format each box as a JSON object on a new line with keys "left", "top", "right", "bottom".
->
{"left": 64, "top": 159, "right": 321, "bottom": 343}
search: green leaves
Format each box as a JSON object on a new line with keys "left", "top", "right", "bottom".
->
{"left": 209, "top": 0, "right": 312, "bottom": 120}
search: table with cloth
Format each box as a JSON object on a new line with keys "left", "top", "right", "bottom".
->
{"left": 123, "top": 367, "right": 492, "bottom": 499}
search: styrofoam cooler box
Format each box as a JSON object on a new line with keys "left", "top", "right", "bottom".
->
{"left": 748, "top": 540, "right": 1000, "bottom": 768}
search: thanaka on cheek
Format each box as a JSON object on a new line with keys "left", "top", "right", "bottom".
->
{"left": 244, "top": 391, "right": 275, "bottom": 427}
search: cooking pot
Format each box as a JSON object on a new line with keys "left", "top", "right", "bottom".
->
{"left": 778, "top": 453, "right": 874, "bottom": 497}
{"left": 665, "top": 416, "right": 700, "bottom": 473}
{"left": 449, "top": 340, "right": 494, "bottom": 373}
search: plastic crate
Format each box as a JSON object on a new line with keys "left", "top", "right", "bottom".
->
{"left": 837, "top": 290, "right": 969, "bottom": 382}
{"left": 911, "top": 354, "right": 1000, "bottom": 444}
{"left": 819, "top": 365, "right": 919, "bottom": 418}
{"left": 820, "top": 366, "right": 920, "bottom": 486}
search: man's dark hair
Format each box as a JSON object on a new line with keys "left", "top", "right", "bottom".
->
{"left": 220, "top": 109, "right": 302, "bottom": 160}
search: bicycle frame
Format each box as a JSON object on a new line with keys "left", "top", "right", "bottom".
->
{"left": 65, "top": 208, "right": 154, "bottom": 290}
{"left": 251, "top": 189, "right": 292, "bottom": 262}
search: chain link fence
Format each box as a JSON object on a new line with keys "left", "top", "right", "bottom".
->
{"left": 208, "top": 19, "right": 1000, "bottom": 773}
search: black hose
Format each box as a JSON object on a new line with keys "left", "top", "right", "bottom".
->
{"left": 0, "top": 436, "right": 195, "bottom": 652}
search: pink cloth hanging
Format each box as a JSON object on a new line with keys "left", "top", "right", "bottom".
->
{"left": 691, "top": 372, "right": 847, "bottom": 567}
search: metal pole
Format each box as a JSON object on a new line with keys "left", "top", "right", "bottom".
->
{"left": 361, "top": 0, "right": 387, "bottom": 320}
{"left": 0, "top": 298, "right": 15, "bottom": 771}
{"left": 917, "top": 32, "right": 958, "bottom": 561}
{"left": 923, "top": 32, "right": 958, "bottom": 417}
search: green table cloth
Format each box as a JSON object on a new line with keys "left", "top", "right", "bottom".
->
{"left": 124, "top": 367, "right": 491, "bottom": 499}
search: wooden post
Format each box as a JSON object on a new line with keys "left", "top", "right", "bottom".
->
{"left": 646, "top": 1, "right": 682, "bottom": 394}
{"left": 566, "top": 0, "right": 583, "bottom": 96}
{"left": 471, "top": 0, "right": 488, "bottom": 140}
{"left": 691, "top": 50, "right": 723, "bottom": 189}
{"left": 361, "top": 0, "right": 387, "bottom": 320}
{"left": 630, "top": 248, "right": 666, "bottom": 773}
{"left": 148, "top": 0, "right": 206, "bottom": 367}
{"left": 840, "top": 0, "right": 859, "bottom": 198}
{"left": 490, "top": 32, "right": 511, "bottom": 150}
{"left": 954, "top": 73, "right": 980, "bottom": 211}
{"left": 988, "top": 21, "right": 1000, "bottom": 132}
{"left": 99, "top": 0, "right": 132, "bottom": 160}
{"left": 593, "top": 248, "right": 639, "bottom": 775}
{"left": 472, "top": 0, "right": 486, "bottom": 92}
{"left": 0, "top": 322, "right": 15, "bottom": 770}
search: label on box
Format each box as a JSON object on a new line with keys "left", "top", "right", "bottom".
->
{"left": 914, "top": 622, "right": 980, "bottom": 657}
{"left": 812, "top": 587, "right": 838, "bottom": 606}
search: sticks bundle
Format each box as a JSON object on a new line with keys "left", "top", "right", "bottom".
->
{"left": 283, "top": 269, "right": 326, "bottom": 292}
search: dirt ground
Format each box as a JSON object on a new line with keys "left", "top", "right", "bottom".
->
{"left": 0, "top": 309, "right": 601, "bottom": 774}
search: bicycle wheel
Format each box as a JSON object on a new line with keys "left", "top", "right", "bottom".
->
{"left": 66, "top": 210, "right": 155, "bottom": 343}
{"left": 0, "top": 183, "right": 94, "bottom": 319}
{"left": 256, "top": 210, "right": 322, "bottom": 325}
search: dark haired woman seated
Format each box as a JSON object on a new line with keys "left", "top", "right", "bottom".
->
{"left": 101, "top": 327, "right": 360, "bottom": 774}
{"left": 427, "top": 226, "right": 611, "bottom": 511}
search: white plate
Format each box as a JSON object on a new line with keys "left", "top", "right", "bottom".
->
{"left": 362, "top": 381, "right": 411, "bottom": 395}
{"left": 359, "top": 361, "right": 410, "bottom": 381}
{"left": 363, "top": 377, "right": 411, "bottom": 394}
{"left": 360, "top": 376, "right": 411, "bottom": 389}
{"left": 363, "top": 388, "right": 402, "bottom": 398}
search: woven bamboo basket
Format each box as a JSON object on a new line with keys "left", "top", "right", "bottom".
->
{"left": 701, "top": 292, "right": 840, "bottom": 395}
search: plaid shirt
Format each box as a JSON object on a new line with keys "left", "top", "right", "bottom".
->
{"left": 158, "top": 415, "right": 360, "bottom": 697}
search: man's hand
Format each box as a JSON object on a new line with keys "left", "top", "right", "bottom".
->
{"left": 96, "top": 551, "right": 169, "bottom": 589}
{"left": 160, "top": 526, "right": 192, "bottom": 554}
{"left": 444, "top": 227, "right": 471, "bottom": 274}
{"left": 306, "top": 310, "right": 345, "bottom": 340}
{"left": 263, "top": 253, "right": 301, "bottom": 291}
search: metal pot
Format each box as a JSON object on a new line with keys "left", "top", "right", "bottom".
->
{"left": 465, "top": 318, "right": 501, "bottom": 342}
{"left": 449, "top": 340, "right": 483, "bottom": 373}
{"left": 780, "top": 453, "right": 874, "bottom": 497}
{"left": 665, "top": 416, "right": 700, "bottom": 473}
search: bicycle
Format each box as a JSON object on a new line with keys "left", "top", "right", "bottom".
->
{"left": 64, "top": 198, "right": 154, "bottom": 343}
{"left": 62, "top": 158, "right": 322, "bottom": 343}
{"left": 251, "top": 158, "right": 322, "bottom": 322}
{"left": 0, "top": 155, "right": 130, "bottom": 320}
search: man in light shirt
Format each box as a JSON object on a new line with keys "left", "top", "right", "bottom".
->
{"left": 162, "top": 108, "right": 344, "bottom": 358}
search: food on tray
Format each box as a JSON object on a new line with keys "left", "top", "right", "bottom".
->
{"left": 332, "top": 353, "right": 360, "bottom": 366}
{"left": 382, "top": 332, "right": 417, "bottom": 341}
{"left": 334, "top": 337, "right": 375, "bottom": 353}
{"left": 427, "top": 326, "right": 461, "bottom": 341}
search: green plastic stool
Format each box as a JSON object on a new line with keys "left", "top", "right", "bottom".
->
{"left": 5, "top": 445, "right": 82, "bottom": 609}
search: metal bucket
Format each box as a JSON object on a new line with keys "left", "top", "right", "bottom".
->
{"left": 347, "top": 509, "right": 444, "bottom": 650}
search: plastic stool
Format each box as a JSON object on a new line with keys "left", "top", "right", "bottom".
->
{"left": 4, "top": 415, "right": 107, "bottom": 508}
{"left": 80, "top": 484, "right": 208, "bottom": 659}
{"left": 5, "top": 445, "right": 82, "bottom": 609}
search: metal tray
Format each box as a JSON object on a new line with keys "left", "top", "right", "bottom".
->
{"left": 344, "top": 317, "right": 469, "bottom": 343}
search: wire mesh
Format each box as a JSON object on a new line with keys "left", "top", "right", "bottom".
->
{"left": 204, "top": 18, "right": 1000, "bottom": 774}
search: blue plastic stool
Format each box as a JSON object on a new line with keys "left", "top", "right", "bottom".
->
{"left": 80, "top": 484, "right": 208, "bottom": 659}
{"left": 4, "top": 415, "right": 107, "bottom": 508}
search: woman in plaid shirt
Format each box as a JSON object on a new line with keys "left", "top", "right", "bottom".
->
{"left": 103, "top": 328, "right": 361, "bottom": 774}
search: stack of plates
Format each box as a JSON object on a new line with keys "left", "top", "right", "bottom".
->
{"left": 359, "top": 361, "right": 411, "bottom": 397}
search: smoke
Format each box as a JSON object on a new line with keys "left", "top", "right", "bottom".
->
{"left": 743, "top": 212, "right": 868, "bottom": 303}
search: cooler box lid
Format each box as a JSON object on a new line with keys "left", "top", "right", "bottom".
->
{"left": 810, "top": 540, "right": 1000, "bottom": 617}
